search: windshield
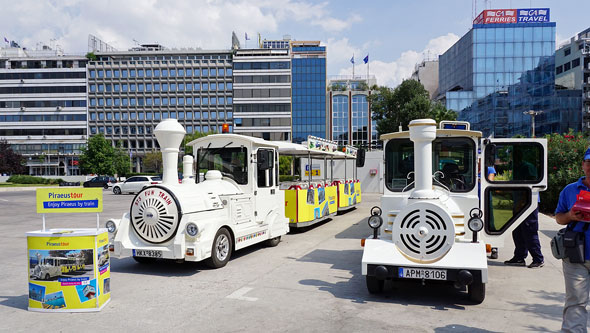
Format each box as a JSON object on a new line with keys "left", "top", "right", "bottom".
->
{"left": 385, "top": 137, "right": 475, "bottom": 192}
{"left": 196, "top": 147, "right": 248, "bottom": 185}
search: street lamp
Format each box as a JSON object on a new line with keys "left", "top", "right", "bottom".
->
{"left": 523, "top": 110, "right": 543, "bottom": 137}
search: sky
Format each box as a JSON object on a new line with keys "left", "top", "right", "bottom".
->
{"left": 1, "top": 0, "right": 589, "bottom": 88}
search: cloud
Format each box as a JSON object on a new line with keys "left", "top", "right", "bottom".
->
{"left": 337, "top": 33, "right": 460, "bottom": 88}
{"left": 0, "top": 0, "right": 358, "bottom": 52}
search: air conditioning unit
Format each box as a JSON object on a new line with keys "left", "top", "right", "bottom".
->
{"left": 20, "top": 106, "right": 25, "bottom": 111}
{"left": 56, "top": 106, "right": 62, "bottom": 111}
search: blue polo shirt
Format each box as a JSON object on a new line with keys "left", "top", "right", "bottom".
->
{"left": 555, "top": 177, "right": 590, "bottom": 260}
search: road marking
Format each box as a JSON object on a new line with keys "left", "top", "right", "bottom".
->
{"left": 226, "top": 287, "right": 258, "bottom": 302}
{"left": 0, "top": 198, "right": 8, "bottom": 202}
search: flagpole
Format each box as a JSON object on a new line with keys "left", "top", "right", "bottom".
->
{"left": 367, "top": 54, "right": 369, "bottom": 83}
{"left": 352, "top": 53, "right": 355, "bottom": 78}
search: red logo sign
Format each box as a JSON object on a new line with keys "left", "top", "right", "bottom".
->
{"left": 473, "top": 9, "right": 517, "bottom": 24}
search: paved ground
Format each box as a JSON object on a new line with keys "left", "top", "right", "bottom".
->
{"left": 0, "top": 189, "right": 575, "bottom": 332}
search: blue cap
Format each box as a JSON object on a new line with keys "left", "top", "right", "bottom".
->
{"left": 585, "top": 147, "right": 590, "bottom": 161}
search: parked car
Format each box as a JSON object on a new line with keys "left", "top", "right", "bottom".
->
{"left": 112, "top": 176, "right": 162, "bottom": 194}
{"left": 83, "top": 176, "right": 117, "bottom": 189}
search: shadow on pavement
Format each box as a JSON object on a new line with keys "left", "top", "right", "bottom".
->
{"left": 508, "top": 289, "right": 564, "bottom": 327}
{"left": 334, "top": 216, "right": 369, "bottom": 240}
{"left": 434, "top": 324, "right": 501, "bottom": 333}
{"left": 297, "top": 248, "right": 474, "bottom": 309}
{"left": 110, "top": 257, "right": 204, "bottom": 276}
{"left": 0, "top": 294, "right": 27, "bottom": 311}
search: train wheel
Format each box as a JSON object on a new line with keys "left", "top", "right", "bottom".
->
{"left": 366, "top": 276, "right": 384, "bottom": 294}
{"left": 206, "top": 228, "right": 232, "bottom": 268}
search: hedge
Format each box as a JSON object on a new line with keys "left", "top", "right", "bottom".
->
{"left": 7, "top": 175, "right": 64, "bottom": 185}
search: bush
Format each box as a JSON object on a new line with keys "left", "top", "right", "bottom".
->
{"left": 279, "top": 175, "right": 296, "bottom": 182}
{"left": 540, "top": 131, "right": 589, "bottom": 213}
{"left": 7, "top": 175, "right": 64, "bottom": 185}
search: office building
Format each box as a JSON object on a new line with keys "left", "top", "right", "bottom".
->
{"left": 87, "top": 43, "right": 233, "bottom": 171}
{"left": 290, "top": 41, "right": 327, "bottom": 143}
{"left": 232, "top": 48, "right": 291, "bottom": 141}
{"left": 260, "top": 37, "right": 327, "bottom": 143}
{"left": 555, "top": 27, "right": 590, "bottom": 132}
{"left": 327, "top": 76, "right": 378, "bottom": 148}
{"left": 411, "top": 59, "right": 439, "bottom": 99}
{"left": 0, "top": 46, "right": 87, "bottom": 176}
{"left": 440, "top": 8, "right": 580, "bottom": 137}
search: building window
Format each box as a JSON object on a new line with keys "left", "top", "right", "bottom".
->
{"left": 572, "top": 58, "right": 580, "bottom": 68}
{"left": 564, "top": 48, "right": 571, "bottom": 56}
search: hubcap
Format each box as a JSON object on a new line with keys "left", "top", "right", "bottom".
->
{"left": 215, "top": 234, "right": 229, "bottom": 261}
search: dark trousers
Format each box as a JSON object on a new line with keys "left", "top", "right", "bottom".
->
{"left": 512, "top": 208, "right": 544, "bottom": 263}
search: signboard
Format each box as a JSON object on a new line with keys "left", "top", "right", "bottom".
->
{"left": 473, "top": 8, "right": 549, "bottom": 25}
{"left": 307, "top": 136, "right": 338, "bottom": 153}
{"left": 305, "top": 164, "right": 321, "bottom": 176}
{"left": 344, "top": 146, "right": 358, "bottom": 158}
{"left": 36, "top": 188, "right": 103, "bottom": 214}
{"left": 27, "top": 229, "right": 111, "bottom": 312}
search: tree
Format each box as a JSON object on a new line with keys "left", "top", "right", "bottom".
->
{"left": 368, "top": 79, "right": 457, "bottom": 136}
{"left": 182, "top": 130, "right": 217, "bottom": 156}
{"left": 0, "top": 140, "right": 26, "bottom": 175}
{"left": 143, "top": 150, "right": 163, "bottom": 173}
{"left": 113, "top": 141, "right": 131, "bottom": 178}
{"left": 79, "top": 134, "right": 116, "bottom": 175}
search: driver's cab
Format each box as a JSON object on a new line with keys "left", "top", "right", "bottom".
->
{"left": 192, "top": 134, "right": 281, "bottom": 223}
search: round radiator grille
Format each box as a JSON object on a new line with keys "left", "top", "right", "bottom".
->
{"left": 392, "top": 201, "right": 455, "bottom": 262}
{"left": 130, "top": 187, "right": 181, "bottom": 244}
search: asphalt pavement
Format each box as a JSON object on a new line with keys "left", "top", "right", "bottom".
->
{"left": 0, "top": 188, "right": 575, "bottom": 332}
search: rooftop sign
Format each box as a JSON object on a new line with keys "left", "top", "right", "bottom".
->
{"left": 473, "top": 8, "right": 550, "bottom": 25}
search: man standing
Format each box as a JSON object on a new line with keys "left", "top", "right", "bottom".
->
{"left": 555, "top": 147, "right": 590, "bottom": 332}
{"left": 504, "top": 148, "right": 544, "bottom": 268}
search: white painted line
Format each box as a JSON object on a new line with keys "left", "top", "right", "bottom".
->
{"left": 226, "top": 287, "right": 258, "bottom": 302}
{"left": 0, "top": 198, "right": 8, "bottom": 202}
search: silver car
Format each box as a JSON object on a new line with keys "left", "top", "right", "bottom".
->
{"left": 112, "top": 176, "right": 162, "bottom": 194}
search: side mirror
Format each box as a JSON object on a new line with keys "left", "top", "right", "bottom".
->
{"left": 356, "top": 148, "right": 366, "bottom": 168}
{"left": 257, "top": 150, "right": 273, "bottom": 170}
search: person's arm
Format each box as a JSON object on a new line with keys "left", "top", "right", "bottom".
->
{"left": 556, "top": 209, "right": 584, "bottom": 225}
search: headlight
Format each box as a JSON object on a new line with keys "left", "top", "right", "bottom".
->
{"left": 185, "top": 222, "right": 199, "bottom": 236}
{"left": 106, "top": 220, "right": 117, "bottom": 233}
{"left": 468, "top": 217, "right": 484, "bottom": 232}
{"left": 368, "top": 215, "right": 383, "bottom": 229}
{"left": 370, "top": 206, "right": 382, "bottom": 216}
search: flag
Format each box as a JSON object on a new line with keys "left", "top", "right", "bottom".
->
{"left": 350, "top": 55, "right": 354, "bottom": 64}
{"left": 3, "top": 37, "right": 8, "bottom": 43}
{"left": 245, "top": 32, "right": 250, "bottom": 40}
{"left": 363, "top": 55, "right": 369, "bottom": 64}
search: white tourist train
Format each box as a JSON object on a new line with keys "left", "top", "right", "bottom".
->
{"left": 361, "top": 119, "right": 547, "bottom": 303}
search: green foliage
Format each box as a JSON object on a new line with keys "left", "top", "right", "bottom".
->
{"left": 183, "top": 130, "right": 217, "bottom": 156}
{"left": 279, "top": 175, "right": 296, "bottom": 182}
{"left": 7, "top": 175, "right": 63, "bottom": 184}
{"left": 0, "top": 140, "right": 26, "bottom": 175}
{"left": 85, "top": 52, "right": 97, "bottom": 61}
{"left": 279, "top": 156, "right": 293, "bottom": 175}
{"left": 143, "top": 150, "right": 163, "bottom": 173}
{"left": 540, "top": 130, "right": 590, "bottom": 213}
{"left": 79, "top": 134, "right": 116, "bottom": 176}
{"left": 126, "top": 172, "right": 160, "bottom": 177}
{"left": 113, "top": 141, "right": 131, "bottom": 177}
{"left": 368, "top": 79, "right": 457, "bottom": 136}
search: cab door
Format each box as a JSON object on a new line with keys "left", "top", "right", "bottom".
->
{"left": 480, "top": 138, "right": 547, "bottom": 247}
{"left": 254, "top": 148, "right": 278, "bottom": 223}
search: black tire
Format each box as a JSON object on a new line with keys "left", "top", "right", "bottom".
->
{"left": 206, "top": 228, "right": 232, "bottom": 268}
{"left": 113, "top": 187, "right": 121, "bottom": 195}
{"left": 133, "top": 256, "right": 157, "bottom": 264}
{"left": 103, "top": 183, "right": 109, "bottom": 189}
{"left": 489, "top": 248, "right": 498, "bottom": 260}
{"left": 265, "top": 236, "right": 281, "bottom": 247}
{"left": 366, "top": 276, "right": 384, "bottom": 294}
{"left": 44, "top": 273, "right": 50, "bottom": 280}
{"left": 468, "top": 281, "right": 485, "bottom": 304}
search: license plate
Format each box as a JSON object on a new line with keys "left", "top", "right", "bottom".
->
{"left": 398, "top": 267, "right": 447, "bottom": 280}
{"left": 133, "top": 249, "right": 162, "bottom": 258}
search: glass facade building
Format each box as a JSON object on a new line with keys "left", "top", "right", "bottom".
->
{"left": 441, "top": 19, "right": 581, "bottom": 137}
{"left": 328, "top": 76, "right": 378, "bottom": 148}
{"left": 291, "top": 43, "right": 327, "bottom": 143}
